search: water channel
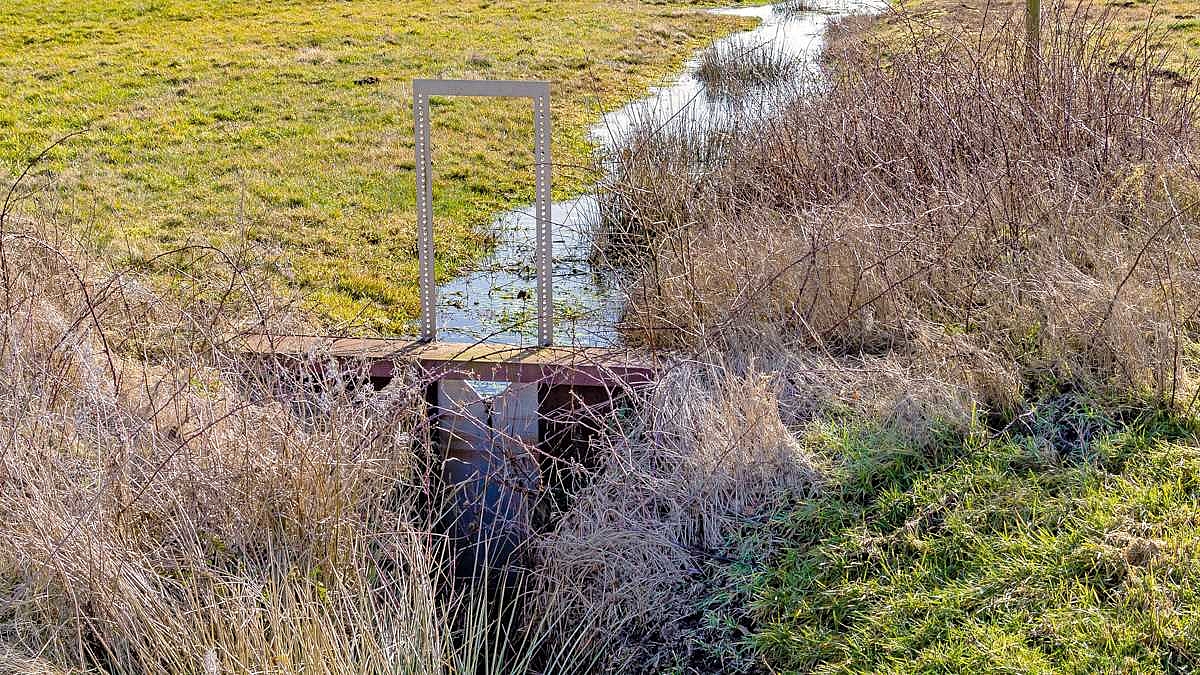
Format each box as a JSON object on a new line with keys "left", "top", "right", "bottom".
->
{"left": 433, "top": 0, "right": 879, "bottom": 349}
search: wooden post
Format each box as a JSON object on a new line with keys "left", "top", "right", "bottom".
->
{"left": 1025, "top": 0, "right": 1041, "bottom": 90}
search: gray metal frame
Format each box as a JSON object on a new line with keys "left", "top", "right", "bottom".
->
{"left": 413, "top": 79, "right": 554, "bottom": 346}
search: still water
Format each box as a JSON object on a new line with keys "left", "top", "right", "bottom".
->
{"left": 434, "top": 0, "right": 879, "bottom": 347}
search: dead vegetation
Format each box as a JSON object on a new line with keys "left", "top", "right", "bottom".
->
{"left": 773, "top": 0, "right": 828, "bottom": 17}
{"left": 601, "top": 2, "right": 1200, "bottom": 428}
{"left": 0, "top": 189, "right": 819, "bottom": 672}
{"left": 4, "top": 2, "right": 1200, "bottom": 673}
{"left": 695, "top": 36, "right": 806, "bottom": 95}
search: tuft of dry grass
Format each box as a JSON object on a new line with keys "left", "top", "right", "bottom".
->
{"left": 773, "top": 0, "right": 828, "bottom": 17}
{"left": 530, "top": 361, "right": 824, "bottom": 669}
{"left": 695, "top": 36, "right": 807, "bottom": 95}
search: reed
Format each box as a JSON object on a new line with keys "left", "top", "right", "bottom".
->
{"left": 694, "top": 35, "right": 806, "bottom": 96}
{"left": 602, "top": 1, "right": 1200, "bottom": 420}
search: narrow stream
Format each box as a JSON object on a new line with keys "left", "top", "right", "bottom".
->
{"left": 435, "top": 0, "right": 879, "bottom": 347}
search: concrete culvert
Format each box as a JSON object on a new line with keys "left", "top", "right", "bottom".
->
{"left": 437, "top": 379, "right": 542, "bottom": 584}
{"left": 443, "top": 439, "right": 540, "bottom": 583}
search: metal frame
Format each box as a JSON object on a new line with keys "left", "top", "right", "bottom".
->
{"left": 413, "top": 79, "right": 554, "bottom": 346}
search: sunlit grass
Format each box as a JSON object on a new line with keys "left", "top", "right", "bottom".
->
{"left": 0, "top": 0, "right": 756, "bottom": 332}
{"left": 747, "top": 410, "right": 1200, "bottom": 672}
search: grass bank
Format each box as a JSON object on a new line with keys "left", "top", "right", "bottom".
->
{"left": 596, "top": 0, "right": 1200, "bottom": 671}
{"left": 660, "top": 406, "right": 1200, "bottom": 672}
{"left": 750, "top": 411, "right": 1200, "bottom": 673}
{"left": 0, "top": 0, "right": 756, "bottom": 332}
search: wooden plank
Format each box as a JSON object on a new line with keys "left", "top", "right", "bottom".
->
{"left": 238, "top": 334, "right": 657, "bottom": 388}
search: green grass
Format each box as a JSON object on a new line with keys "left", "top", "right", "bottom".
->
{"left": 0, "top": 0, "right": 754, "bottom": 331}
{"left": 885, "top": 0, "right": 1200, "bottom": 70}
{"left": 724, "top": 406, "right": 1200, "bottom": 673}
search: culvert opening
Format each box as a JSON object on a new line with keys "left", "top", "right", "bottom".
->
{"left": 430, "top": 377, "right": 631, "bottom": 585}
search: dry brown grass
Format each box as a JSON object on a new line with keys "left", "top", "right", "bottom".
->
{"left": 885, "top": 0, "right": 1200, "bottom": 69}
{"left": 695, "top": 36, "right": 806, "bottom": 95}
{"left": 7, "top": 3, "right": 1200, "bottom": 673}
{"left": 0, "top": 184, "right": 820, "bottom": 672}
{"left": 0, "top": 212, "right": 466, "bottom": 673}
{"left": 529, "top": 361, "right": 823, "bottom": 670}
{"left": 602, "top": 2, "right": 1200, "bottom": 427}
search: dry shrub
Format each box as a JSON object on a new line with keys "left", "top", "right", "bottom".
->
{"left": 603, "top": 2, "right": 1200, "bottom": 422}
{"left": 530, "top": 362, "right": 823, "bottom": 665}
{"left": 0, "top": 211, "right": 605, "bottom": 673}
{"left": 0, "top": 219, "right": 449, "bottom": 673}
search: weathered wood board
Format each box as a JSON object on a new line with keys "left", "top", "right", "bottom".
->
{"left": 240, "top": 334, "right": 657, "bottom": 388}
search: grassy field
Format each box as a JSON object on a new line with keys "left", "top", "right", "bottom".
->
{"left": 0, "top": 0, "right": 752, "bottom": 332}
{"left": 662, "top": 409, "right": 1200, "bottom": 673}
{"left": 748, "top": 413, "right": 1200, "bottom": 673}
{"left": 886, "top": 0, "right": 1200, "bottom": 67}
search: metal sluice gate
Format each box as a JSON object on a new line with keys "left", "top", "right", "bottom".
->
{"left": 416, "top": 79, "right": 567, "bottom": 579}
{"left": 246, "top": 80, "right": 654, "bottom": 580}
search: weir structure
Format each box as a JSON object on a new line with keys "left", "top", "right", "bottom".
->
{"left": 244, "top": 80, "right": 654, "bottom": 578}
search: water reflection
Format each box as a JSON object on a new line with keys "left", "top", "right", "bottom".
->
{"left": 434, "top": 0, "right": 879, "bottom": 346}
